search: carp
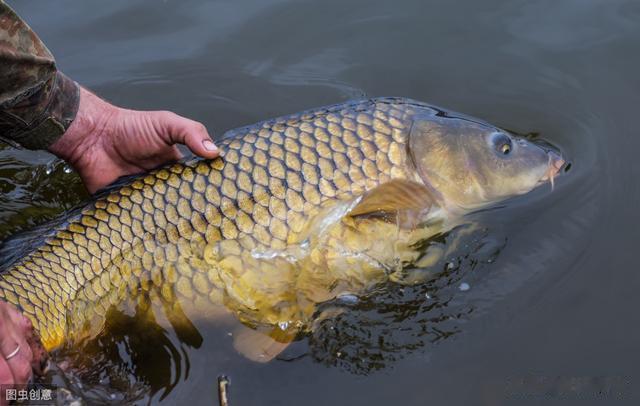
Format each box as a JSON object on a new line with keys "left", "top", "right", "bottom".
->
{"left": 0, "top": 98, "right": 564, "bottom": 361}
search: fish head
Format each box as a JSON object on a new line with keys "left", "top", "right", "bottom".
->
{"left": 408, "top": 111, "right": 565, "bottom": 212}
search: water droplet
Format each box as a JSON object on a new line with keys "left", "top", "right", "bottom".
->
{"left": 425, "top": 293, "right": 432, "bottom": 299}
{"left": 44, "top": 159, "right": 57, "bottom": 175}
{"left": 459, "top": 282, "right": 470, "bottom": 292}
{"left": 336, "top": 351, "right": 342, "bottom": 357}
{"left": 227, "top": 332, "right": 233, "bottom": 337}
{"left": 278, "top": 321, "right": 289, "bottom": 330}
{"left": 63, "top": 165, "right": 73, "bottom": 174}
{"left": 446, "top": 261, "right": 456, "bottom": 271}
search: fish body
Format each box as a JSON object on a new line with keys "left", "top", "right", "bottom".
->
{"left": 0, "top": 98, "right": 562, "bottom": 356}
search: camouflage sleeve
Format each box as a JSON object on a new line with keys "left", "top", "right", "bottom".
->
{"left": 0, "top": 1, "right": 80, "bottom": 150}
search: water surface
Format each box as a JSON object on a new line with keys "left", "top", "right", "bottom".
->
{"left": 3, "top": 0, "right": 640, "bottom": 404}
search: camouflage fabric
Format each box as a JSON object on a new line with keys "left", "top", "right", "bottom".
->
{"left": 0, "top": 1, "right": 79, "bottom": 150}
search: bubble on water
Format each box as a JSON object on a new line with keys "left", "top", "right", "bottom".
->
{"left": 459, "top": 282, "right": 470, "bottom": 292}
{"left": 425, "top": 293, "right": 432, "bottom": 299}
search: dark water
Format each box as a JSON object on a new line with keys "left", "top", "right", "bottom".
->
{"left": 2, "top": 0, "right": 639, "bottom": 404}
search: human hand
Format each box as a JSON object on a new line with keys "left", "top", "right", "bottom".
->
{"left": 0, "top": 301, "right": 47, "bottom": 405}
{"left": 49, "top": 87, "right": 220, "bottom": 194}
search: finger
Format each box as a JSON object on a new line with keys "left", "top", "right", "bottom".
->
{"left": 2, "top": 302, "right": 36, "bottom": 352}
{"left": 0, "top": 305, "right": 33, "bottom": 384}
{"left": 0, "top": 356, "right": 14, "bottom": 386}
{"left": 137, "top": 145, "right": 183, "bottom": 172}
{"left": 1, "top": 331, "right": 32, "bottom": 385}
{"left": 157, "top": 112, "right": 219, "bottom": 158}
{"left": 25, "top": 334, "right": 47, "bottom": 376}
{"left": 5, "top": 308, "right": 37, "bottom": 367}
{"left": 11, "top": 314, "right": 46, "bottom": 375}
{"left": 5, "top": 350, "right": 32, "bottom": 385}
{"left": 0, "top": 337, "right": 32, "bottom": 385}
{"left": 19, "top": 314, "right": 33, "bottom": 336}
{"left": 0, "top": 355, "right": 14, "bottom": 406}
{"left": 5, "top": 305, "right": 29, "bottom": 336}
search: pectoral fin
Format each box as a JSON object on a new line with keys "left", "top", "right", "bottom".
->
{"left": 348, "top": 179, "right": 436, "bottom": 225}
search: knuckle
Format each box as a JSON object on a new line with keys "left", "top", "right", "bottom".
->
{"left": 163, "top": 110, "right": 178, "bottom": 120}
{"left": 153, "top": 110, "right": 175, "bottom": 123}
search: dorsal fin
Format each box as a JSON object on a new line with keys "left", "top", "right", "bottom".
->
{"left": 348, "top": 179, "right": 436, "bottom": 218}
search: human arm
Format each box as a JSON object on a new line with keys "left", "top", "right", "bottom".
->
{"left": 0, "top": 1, "right": 219, "bottom": 193}
{"left": 0, "top": 1, "right": 78, "bottom": 150}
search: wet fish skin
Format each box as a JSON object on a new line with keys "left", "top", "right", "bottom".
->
{"left": 0, "top": 98, "right": 432, "bottom": 349}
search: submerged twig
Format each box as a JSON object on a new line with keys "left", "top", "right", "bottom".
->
{"left": 218, "top": 375, "right": 230, "bottom": 406}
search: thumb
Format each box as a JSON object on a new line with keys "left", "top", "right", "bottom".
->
{"left": 157, "top": 112, "right": 220, "bottom": 159}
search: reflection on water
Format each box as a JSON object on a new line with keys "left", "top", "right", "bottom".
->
{"left": 47, "top": 304, "right": 196, "bottom": 404}
{"left": 0, "top": 148, "right": 85, "bottom": 241}
{"left": 309, "top": 227, "right": 505, "bottom": 375}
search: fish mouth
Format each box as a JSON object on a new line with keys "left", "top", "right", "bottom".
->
{"left": 538, "top": 150, "right": 567, "bottom": 189}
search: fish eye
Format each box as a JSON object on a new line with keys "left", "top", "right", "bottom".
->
{"left": 490, "top": 133, "right": 513, "bottom": 156}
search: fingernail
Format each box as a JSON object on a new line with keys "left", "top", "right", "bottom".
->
{"left": 203, "top": 140, "right": 218, "bottom": 152}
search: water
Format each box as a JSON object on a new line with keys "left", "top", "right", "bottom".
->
{"left": 3, "top": 0, "right": 640, "bottom": 404}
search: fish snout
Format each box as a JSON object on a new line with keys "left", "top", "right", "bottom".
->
{"left": 548, "top": 150, "right": 566, "bottom": 177}
{"left": 539, "top": 150, "right": 567, "bottom": 188}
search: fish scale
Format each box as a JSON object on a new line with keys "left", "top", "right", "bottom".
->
{"left": 0, "top": 98, "right": 437, "bottom": 350}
